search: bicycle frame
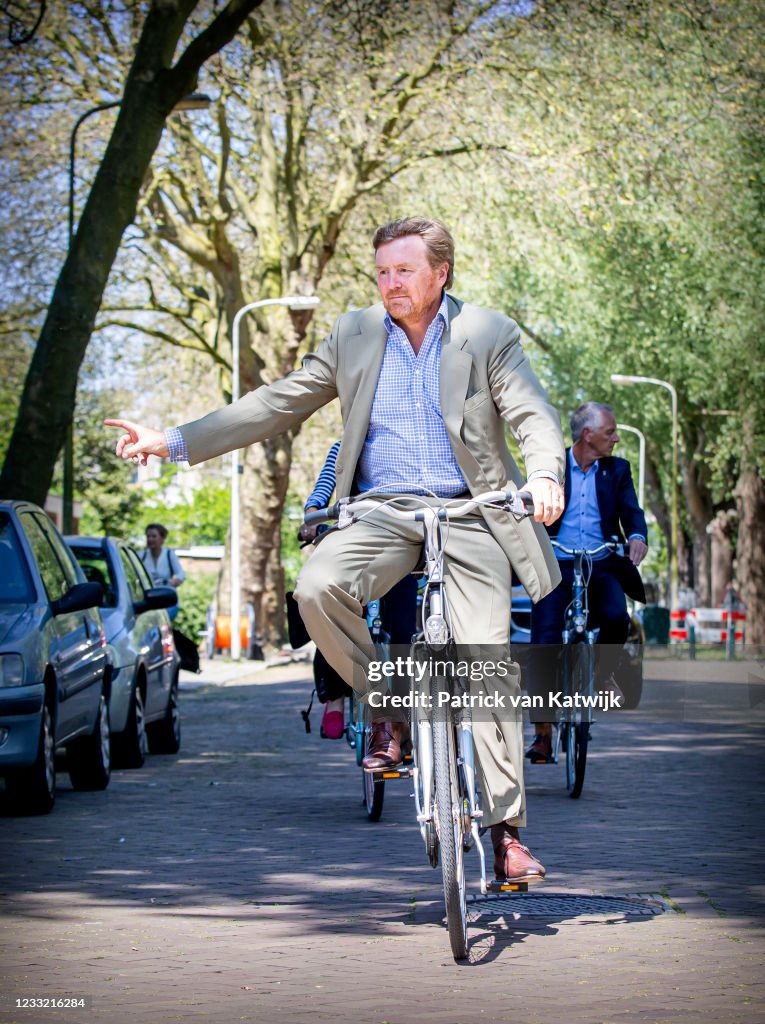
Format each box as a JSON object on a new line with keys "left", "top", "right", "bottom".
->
{"left": 550, "top": 540, "right": 618, "bottom": 796}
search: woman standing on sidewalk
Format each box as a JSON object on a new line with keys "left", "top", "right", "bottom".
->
{"left": 140, "top": 523, "right": 186, "bottom": 621}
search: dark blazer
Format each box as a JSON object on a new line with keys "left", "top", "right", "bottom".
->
{"left": 547, "top": 450, "right": 647, "bottom": 603}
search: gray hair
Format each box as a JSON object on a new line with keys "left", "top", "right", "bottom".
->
{"left": 570, "top": 402, "right": 613, "bottom": 443}
{"left": 372, "top": 216, "right": 455, "bottom": 289}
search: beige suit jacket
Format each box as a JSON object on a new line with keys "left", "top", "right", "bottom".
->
{"left": 181, "top": 294, "right": 565, "bottom": 600}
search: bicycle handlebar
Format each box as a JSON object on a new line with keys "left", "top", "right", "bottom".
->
{"left": 550, "top": 539, "right": 621, "bottom": 557}
{"left": 303, "top": 489, "right": 535, "bottom": 527}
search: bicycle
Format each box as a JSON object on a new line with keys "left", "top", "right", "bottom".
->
{"left": 345, "top": 596, "right": 411, "bottom": 822}
{"left": 547, "top": 539, "right": 621, "bottom": 799}
{"left": 305, "top": 488, "right": 534, "bottom": 960}
{"left": 298, "top": 523, "right": 412, "bottom": 823}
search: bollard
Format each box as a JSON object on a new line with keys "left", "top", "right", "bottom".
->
{"left": 725, "top": 589, "right": 736, "bottom": 661}
{"left": 688, "top": 616, "right": 696, "bottom": 661}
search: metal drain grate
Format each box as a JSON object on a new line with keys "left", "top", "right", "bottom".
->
{"left": 468, "top": 892, "right": 669, "bottom": 919}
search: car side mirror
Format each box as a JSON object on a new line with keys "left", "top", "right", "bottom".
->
{"left": 134, "top": 585, "right": 177, "bottom": 614}
{"left": 52, "top": 581, "right": 103, "bottom": 616}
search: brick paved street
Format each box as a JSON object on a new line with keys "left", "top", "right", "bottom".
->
{"left": 1, "top": 656, "right": 764, "bottom": 1024}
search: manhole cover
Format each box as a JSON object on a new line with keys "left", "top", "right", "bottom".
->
{"left": 468, "top": 892, "right": 669, "bottom": 919}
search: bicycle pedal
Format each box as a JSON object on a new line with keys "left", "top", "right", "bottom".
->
{"left": 381, "top": 767, "right": 413, "bottom": 779}
{"left": 363, "top": 764, "right": 412, "bottom": 779}
{"left": 487, "top": 880, "right": 529, "bottom": 893}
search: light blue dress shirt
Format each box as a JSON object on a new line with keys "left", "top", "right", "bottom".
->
{"left": 554, "top": 449, "right": 608, "bottom": 560}
{"left": 356, "top": 293, "right": 467, "bottom": 497}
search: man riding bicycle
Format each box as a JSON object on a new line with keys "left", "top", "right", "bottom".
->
{"left": 106, "top": 216, "right": 566, "bottom": 885}
{"left": 526, "top": 402, "right": 648, "bottom": 762}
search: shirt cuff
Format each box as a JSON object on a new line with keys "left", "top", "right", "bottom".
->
{"left": 165, "top": 427, "right": 189, "bottom": 463}
{"left": 527, "top": 470, "right": 561, "bottom": 485}
{"left": 627, "top": 534, "right": 647, "bottom": 544}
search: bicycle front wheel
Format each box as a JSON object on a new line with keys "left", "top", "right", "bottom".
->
{"left": 433, "top": 708, "right": 468, "bottom": 960}
{"left": 565, "top": 722, "right": 589, "bottom": 798}
{"left": 565, "top": 642, "right": 593, "bottom": 799}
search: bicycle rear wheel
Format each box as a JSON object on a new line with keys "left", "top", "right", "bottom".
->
{"left": 363, "top": 765, "right": 385, "bottom": 821}
{"left": 433, "top": 707, "right": 468, "bottom": 960}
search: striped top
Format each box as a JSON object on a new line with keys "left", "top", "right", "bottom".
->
{"left": 305, "top": 441, "right": 340, "bottom": 510}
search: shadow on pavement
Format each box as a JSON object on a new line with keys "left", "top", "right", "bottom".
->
{"left": 1, "top": 676, "right": 764, "bottom": 949}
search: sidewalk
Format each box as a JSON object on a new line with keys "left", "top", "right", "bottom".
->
{"left": 180, "top": 650, "right": 313, "bottom": 689}
{"left": 1, "top": 663, "right": 763, "bottom": 1024}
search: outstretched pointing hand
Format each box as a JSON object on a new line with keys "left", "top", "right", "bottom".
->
{"left": 104, "top": 419, "right": 170, "bottom": 465}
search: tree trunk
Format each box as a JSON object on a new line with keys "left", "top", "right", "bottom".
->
{"left": 709, "top": 509, "right": 736, "bottom": 607}
{"left": 216, "top": 435, "right": 293, "bottom": 654}
{"left": 735, "top": 467, "right": 765, "bottom": 648}
{"left": 0, "top": 0, "right": 262, "bottom": 503}
{"left": 684, "top": 448, "right": 714, "bottom": 606}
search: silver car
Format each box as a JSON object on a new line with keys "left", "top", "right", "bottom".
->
{"left": 0, "top": 501, "right": 110, "bottom": 814}
{"left": 66, "top": 536, "right": 181, "bottom": 769}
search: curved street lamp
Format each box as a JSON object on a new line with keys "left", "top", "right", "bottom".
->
{"left": 611, "top": 374, "right": 678, "bottom": 606}
{"left": 230, "top": 295, "right": 321, "bottom": 660}
{"left": 62, "top": 92, "right": 213, "bottom": 533}
{"left": 616, "top": 422, "right": 646, "bottom": 509}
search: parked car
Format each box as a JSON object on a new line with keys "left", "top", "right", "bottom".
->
{"left": 65, "top": 536, "right": 181, "bottom": 768}
{"left": 0, "top": 500, "right": 110, "bottom": 814}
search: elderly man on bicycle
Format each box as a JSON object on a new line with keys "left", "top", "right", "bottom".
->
{"left": 526, "top": 402, "right": 648, "bottom": 762}
{"left": 106, "top": 216, "right": 566, "bottom": 885}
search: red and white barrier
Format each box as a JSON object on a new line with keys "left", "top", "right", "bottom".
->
{"left": 670, "top": 606, "right": 746, "bottom": 644}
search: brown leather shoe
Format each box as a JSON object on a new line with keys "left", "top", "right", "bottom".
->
{"left": 491, "top": 823, "right": 546, "bottom": 883}
{"left": 525, "top": 731, "right": 553, "bottom": 763}
{"left": 362, "top": 720, "right": 407, "bottom": 771}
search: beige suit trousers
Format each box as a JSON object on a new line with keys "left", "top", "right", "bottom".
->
{"left": 295, "top": 502, "right": 526, "bottom": 828}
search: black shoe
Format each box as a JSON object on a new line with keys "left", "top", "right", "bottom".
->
{"left": 525, "top": 733, "right": 553, "bottom": 763}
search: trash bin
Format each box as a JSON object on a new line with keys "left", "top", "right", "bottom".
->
{"left": 642, "top": 604, "right": 670, "bottom": 645}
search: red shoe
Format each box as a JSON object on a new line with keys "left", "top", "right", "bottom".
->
{"left": 320, "top": 704, "right": 345, "bottom": 740}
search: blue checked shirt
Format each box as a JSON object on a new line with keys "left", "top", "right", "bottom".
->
{"left": 355, "top": 294, "right": 467, "bottom": 497}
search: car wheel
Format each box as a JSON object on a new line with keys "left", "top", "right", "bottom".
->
{"left": 67, "top": 692, "right": 111, "bottom": 791}
{"left": 112, "top": 684, "right": 147, "bottom": 770}
{"left": 5, "top": 703, "right": 56, "bottom": 815}
{"left": 147, "top": 673, "right": 181, "bottom": 754}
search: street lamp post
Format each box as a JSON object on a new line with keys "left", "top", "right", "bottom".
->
{"left": 611, "top": 374, "right": 678, "bottom": 606}
{"left": 616, "top": 423, "right": 646, "bottom": 509}
{"left": 62, "top": 92, "right": 212, "bottom": 533}
{"left": 229, "top": 295, "right": 320, "bottom": 661}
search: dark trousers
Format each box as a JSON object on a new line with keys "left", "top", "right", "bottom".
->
{"left": 527, "top": 556, "right": 630, "bottom": 721}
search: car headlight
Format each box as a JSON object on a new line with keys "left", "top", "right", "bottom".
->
{"left": 0, "top": 654, "right": 25, "bottom": 687}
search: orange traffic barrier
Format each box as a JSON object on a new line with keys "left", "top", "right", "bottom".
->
{"left": 214, "top": 615, "right": 249, "bottom": 651}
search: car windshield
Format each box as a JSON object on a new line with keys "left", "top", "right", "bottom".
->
{"left": 0, "top": 512, "right": 35, "bottom": 604}
{"left": 68, "top": 545, "right": 117, "bottom": 608}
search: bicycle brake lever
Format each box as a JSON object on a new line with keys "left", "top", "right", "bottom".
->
{"left": 337, "top": 505, "right": 354, "bottom": 529}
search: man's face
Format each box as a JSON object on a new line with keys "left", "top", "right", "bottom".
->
{"left": 375, "top": 235, "right": 448, "bottom": 324}
{"left": 585, "top": 412, "right": 619, "bottom": 459}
